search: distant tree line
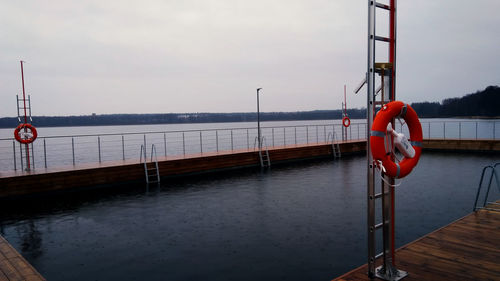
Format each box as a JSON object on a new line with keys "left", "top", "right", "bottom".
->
{"left": 0, "top": 85, "right": 498, "bottom": 128}
{"left": 410, "top": 85, "right": 500, "bottom": 118}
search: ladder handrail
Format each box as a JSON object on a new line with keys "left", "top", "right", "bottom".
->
{"left": 473, "top": 162, "right": 500, "bottom": 211}
{"left": 150, "top": 144, "right": 160, "bottom": 183}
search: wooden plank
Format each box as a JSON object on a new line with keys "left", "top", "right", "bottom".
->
{"left": 333, "top": 206, "right": 500, "bottom": 281}
{"left": 0, "top": 236, "right": 45, "bottom": 281}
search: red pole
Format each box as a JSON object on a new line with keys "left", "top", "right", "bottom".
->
{"left": 20, "top": 61, "right": 30, "bottom": 170}
{"left": 389, "top": 0, "right": 396, "bottom": 263}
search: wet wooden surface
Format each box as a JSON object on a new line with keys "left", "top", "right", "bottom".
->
{"left": 0, "top": 236, "right": 45, "bottom": 281}
{"left": 333, "top": 204, "right": 500, "bottom": 281}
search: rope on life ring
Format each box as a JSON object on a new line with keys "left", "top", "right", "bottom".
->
{"left": 342, "top": 116, "right": 351, "bottom": 128}
{"left": 14, "top": 123, "right": 38, "bottom": 144}
{"left": 370, "top": 101, "right": 422, "bottom": 179}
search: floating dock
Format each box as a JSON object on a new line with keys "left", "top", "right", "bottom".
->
{"left": 333, "top": 202, "right": 500, "bottom": 281}
{"left": 1, "top": 139, "right": 499, "bottom": 198}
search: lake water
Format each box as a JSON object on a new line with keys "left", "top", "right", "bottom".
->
{"left": 0, "top": 151, "right": 498, "bottom": 281}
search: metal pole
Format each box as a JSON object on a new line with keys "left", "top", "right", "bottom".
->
{"left": 231, "top": 130, "right": 234, "bottom": 151}
{"left": 20, "top": 61, "right": 30, "bottom": 171}
{"left": 13, "top": 141, "right": 17, "bottom": 171}
{"left": 182, "top": 132, "right": 185, "bottom": 156}
{"left": 459, "top": 122, "right": 461, "bottom": 140}
{"left": 98, "top": 136, "right": 101, "bottom": 163}
{"left": 122, "top": 135, "right": 126, "bottom": 160}
{"left": 494, "top": 121, "right": 496, "bottom": 139}
{"left": 200, "top": 131, "right": 203, "bottom": 154}
{"left": 72, "top": 137, "right": 75, "bottom": 165}
{"left": 428, "top": 122, "right": 431, "bottom": 139}
{"left": 316, "top": 125, "right": 319, "bottom": 143}
{"left": 164, "top": 133, "right": 167, "bottom": 157}
{"left": 247, "top": 129, "right": 249, "bottom": 150}
{"left": 30, "top": 143, "right": 35, "bottom": 169}
{"left": 216, "top": 130, "right": 219, "bottom": 152}
{"left": 306, "top": 126, "right": 309, "bottom": 144}
{"left": 294, "top": 127, "right": 297, "bottom": 145}
{"left": 257, "top": 88, "right": 262, "bottom": 149}
{"left": 43, "top": 138, "right": 47, "bottom": 168}
{"left": 19, "top": 143, "right": 24, "bottom": 171}
{"left": 272, "top": 128, "right": 275, "bottom": 147}
{"left": 443, "top": 122, "right": 446, "bottom": 139}
{"left": 283, "top": 127, "right": 286, "bottom": 146}
{"left": 476, "top": 122, "right": 478, "bottom": 139}
{"left": 324, "top": 126, "right": 326, "bottom": 142}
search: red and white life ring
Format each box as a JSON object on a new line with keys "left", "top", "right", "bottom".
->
{"left": 370, "top": 101, "right": 422, "bottom": 179}
{"left": 14, "top": 123, "right": 38, "bottom": 144}
{"left": 342, "top": 116, "right": 351, "bottom": 128}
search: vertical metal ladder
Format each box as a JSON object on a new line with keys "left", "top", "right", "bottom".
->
{"left": 327, "top": 132, "right": 341, "bottom": 158}
{"left": 254, "top": 136, "right": 271, "bottom": 168}
{"left": 140, "top": 144, "right": 160, "bottom": 184}
{"left": 473, "top": 163, "right": 500, "bottom": 211}
{"left": 357, "top": 0, "right": 407, "bottom": 280}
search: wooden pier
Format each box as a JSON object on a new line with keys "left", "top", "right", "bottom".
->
{"left": 0, "top": 236, "right": 45, "bottom": 281}
{"left": 333, "top": 204, "right": 500, "bottom": 281}
{"left": 0, "top": 140, "right": 365, "bottom": 198}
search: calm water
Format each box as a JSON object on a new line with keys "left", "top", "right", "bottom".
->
{"left": 0, "top": 151, "right": 499, "bottom": 281}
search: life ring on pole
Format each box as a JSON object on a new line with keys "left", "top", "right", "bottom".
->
{"left": 14, "top": 123, "right": 38, "bottom": 144}
{"left": 342, "top": 116, "right": 351, "bottom": 128}
{"left": 370, "top": 101, "right": 422, "bottom": 179}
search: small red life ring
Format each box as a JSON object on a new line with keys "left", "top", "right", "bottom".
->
{"left": 342, "top": 116, "right": 351, "bottom": 128}
{"left": 370, "top": 101, "right": 422, "bottom": 179}
{"left": 14, "top": 123, "right": 38, "bottom": 144}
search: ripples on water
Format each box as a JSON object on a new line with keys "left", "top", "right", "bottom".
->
{"left": 0, "top": 151, "right": 499, "bottom": 281}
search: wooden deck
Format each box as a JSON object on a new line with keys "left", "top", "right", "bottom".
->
{"left": 0, "top": 236, "right": 45, "bottom": 281}
{"left": 0, "top": 140, "right": 365, "bottom": 198}
{"left": 333, "top": 204, "right": 500, "bottom": 281}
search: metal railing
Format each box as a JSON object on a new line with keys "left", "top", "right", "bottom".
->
{"left": 0, "top": 119, "right": 498, "bottom": 172}
{"left": 473, "top": 163, "right": 500, "bottom": 211}
{"left": 0, "top": 123, "right": 367, "bottom": 172}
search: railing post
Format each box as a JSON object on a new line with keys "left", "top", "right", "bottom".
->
{"left": 283, "top": 127, "right": 286, "bottom": 146}
{"left": 246, "top": 129, "right": 249, "bottom": 150}
{"left": 19, "top": 143, "right": 24, "bottom": 171}
{"left": 13, "top": 141, "right": 17, "bottom": 171}
{"left": 306, "top": 126, "right": 309, "bottom": 144}
{"left": 494, "top": 121, "right": 497, "bottom": 140}
{"left": 476, "top": 122, "right": 478, "bottom": 139}
{"left": 349, "top": 125, "right": 352, "bottom": 141}
{"left": 143, "top": 134, "right": 147, "bottom": 151}
{"left": 443, "top": 122, "right": 446, "bottom": 139}
{"left": 231, "top": 130, "right": 234, "bottom": 151}
{"left": 43, "top": 138, "right": 47, "bottom": 168}
{"left": 294, "top": 127, "right": 297, "bottom": 146}
{"left": 216, "top": 130, "right": 219, "bottom": 152}
{"left": 31, "top": 143, "right": 35, "bottom": 170}
{"left": 98, "top": 136, "right": 101, "bottom": 163}
{"left": 200, "top": 131, "right": 203, "bottom": 154}
{"left": 182, "top": 132, "right": 185, "bottom": 156}
{"left": 122, "top": 135, "right": 126, "bottom": 160}
{"left": 72, "top": 137, "right": 75, "bottom": 165}
{"left": 324, "top": 126, "right": 326, "bottom": 142}
{"left": 272, "top": 128, "right": 275, "bottom": 147}
{"left": 357, "top": 123, "right": 360, "bottom": 139}
{"left": 164, "top": 133, "right": 167, "bottom": 157}
{"left": 459, "top": 122, "right": 461, "bottom": 140}
{"left": 316, "top": 125, "right": 319, "bottom": 143}
{"left": 428, "top": 123, "right": 430, "bottom": 139}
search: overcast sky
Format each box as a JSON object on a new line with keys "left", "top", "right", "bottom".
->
{"left": 1, "top": 0, "right": 499, "bottom": 117}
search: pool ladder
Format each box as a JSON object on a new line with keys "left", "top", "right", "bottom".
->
{"left": 254, "top": 136, "right": 271, "bottom": 168}
{"left": 327, "top": 132, "right": 341, "bottom": 158}
{"left": 473, "top": 162, "right": 500, "bottom": 211}
{"left": 140, "top": 144, "right": 160, "bottom": 184}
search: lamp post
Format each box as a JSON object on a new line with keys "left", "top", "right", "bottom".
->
{"left": 257, "top": 88, "right": 262, "bottom": 149}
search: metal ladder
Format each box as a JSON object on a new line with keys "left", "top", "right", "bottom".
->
{"left": 140, "top": 144, "right": 160, "bottom": 184}
{"left": 473, "top": 163, "right": 500, "bottom": 211}
{"left": 354, "top": 1, "right": 407, "bottom": 280}
{"left": 254, "top": 136, "right": 271, "bottom": 168}
{"left": 327, "top": 132, "right": 341, "bottom": 158}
